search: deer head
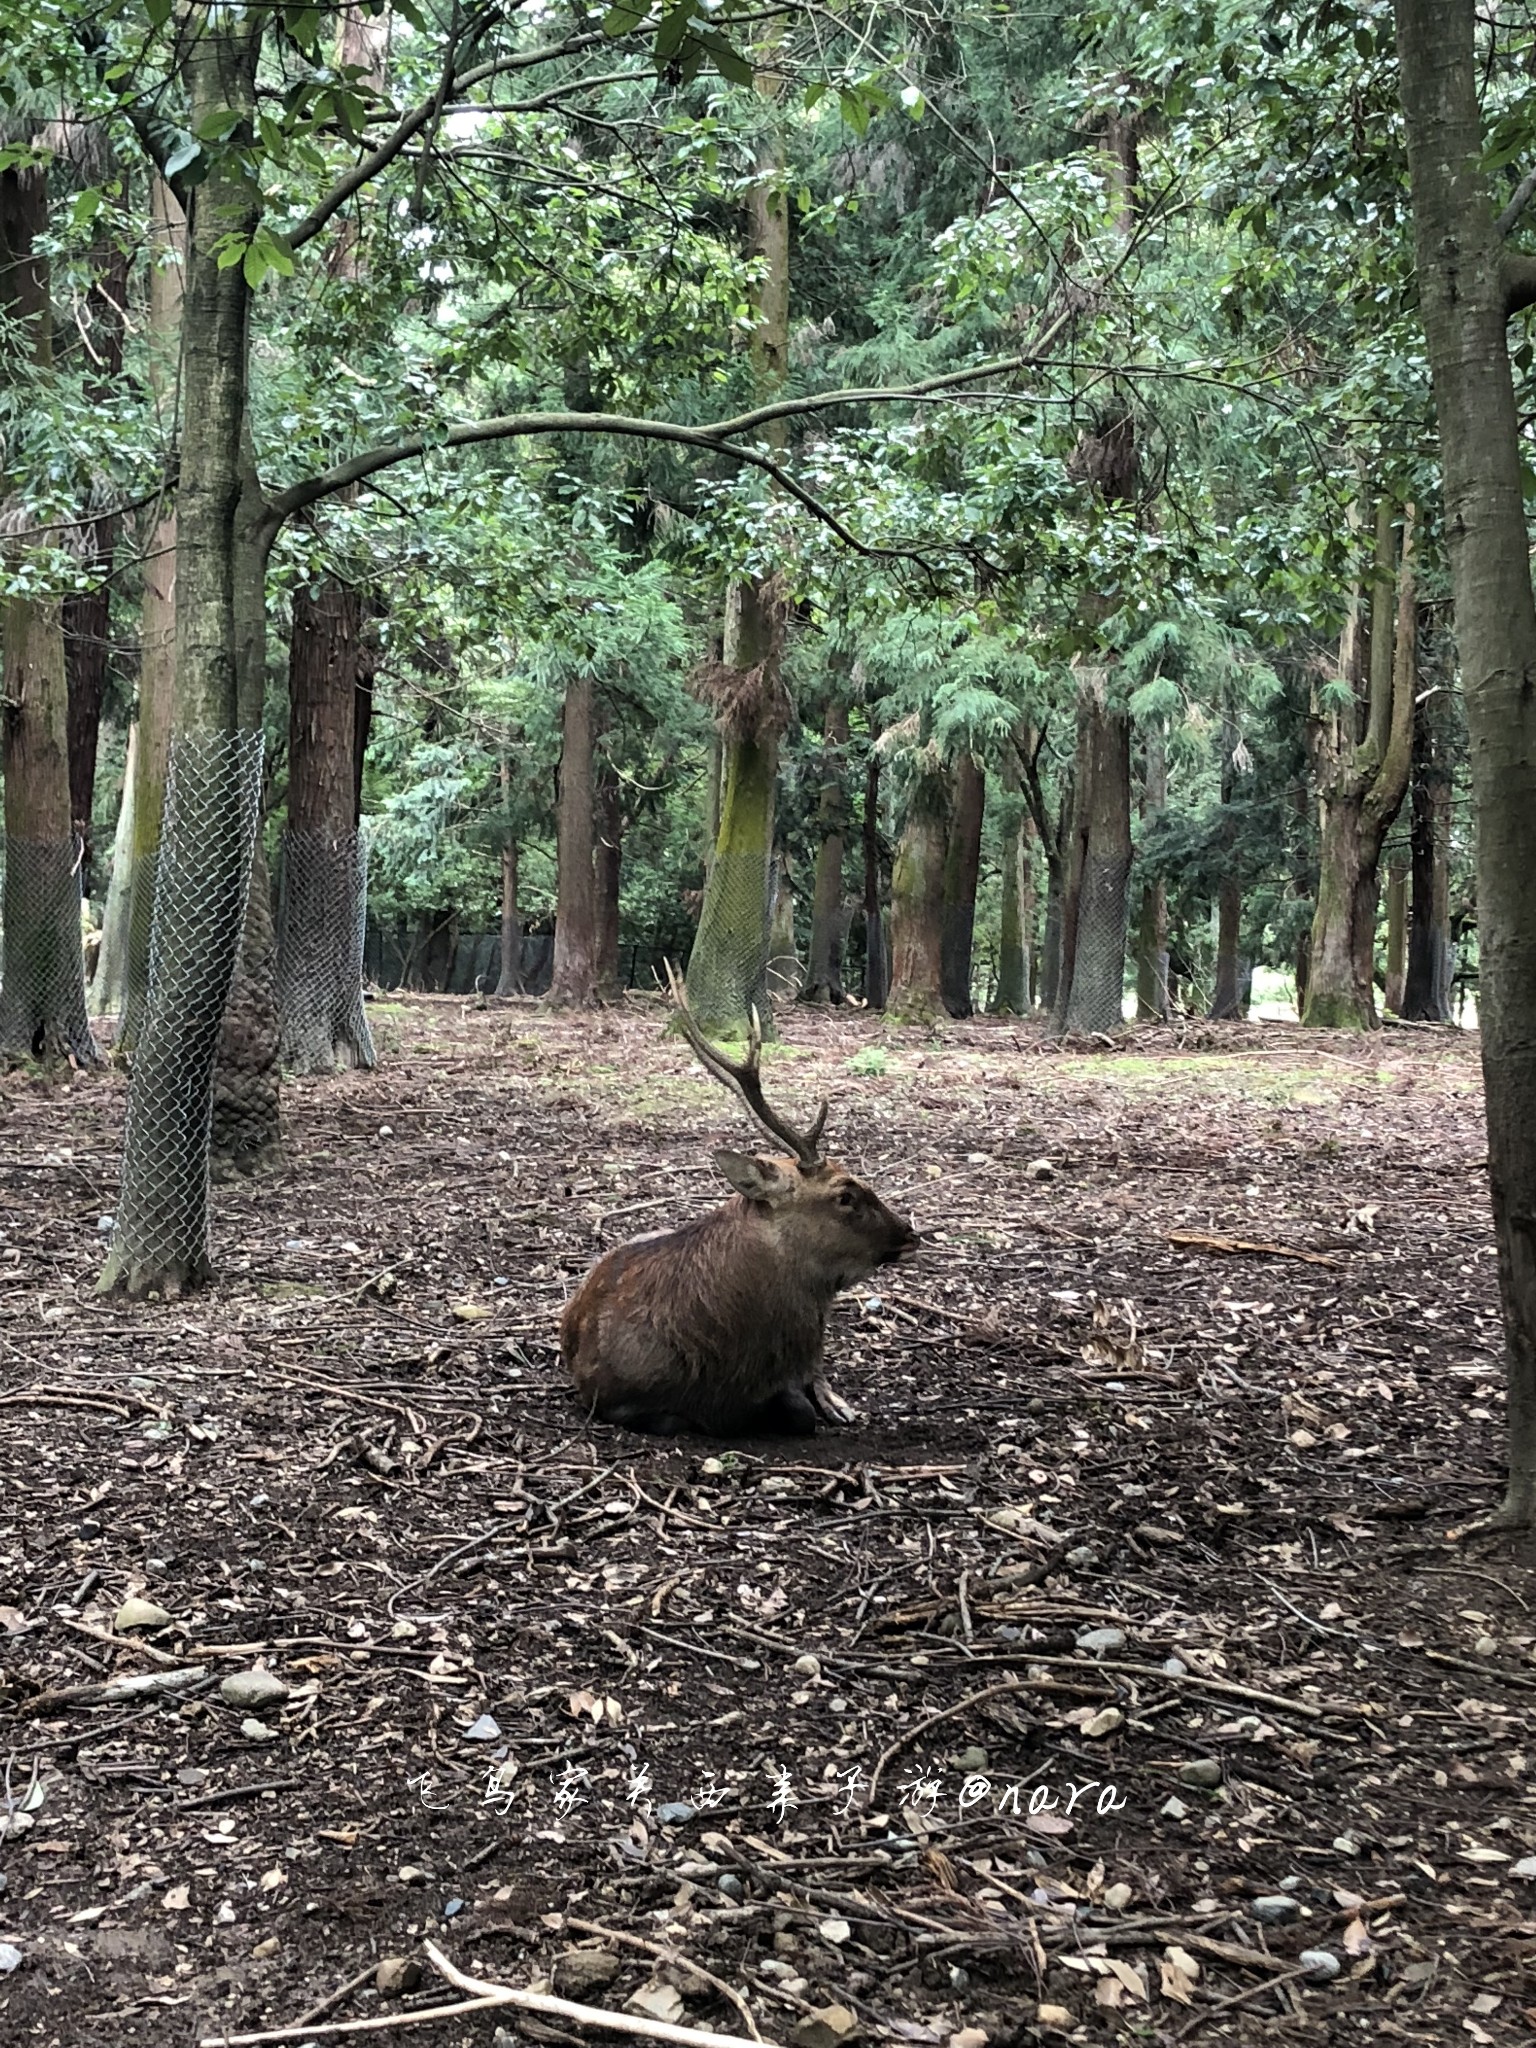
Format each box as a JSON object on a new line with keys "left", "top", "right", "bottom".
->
{"left": 665, "top": 964, "right": 918, "bottom": 1289}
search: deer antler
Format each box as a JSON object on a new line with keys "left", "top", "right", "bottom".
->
{"left": 664, "top": 961, "right": 828, "bottom": 1167}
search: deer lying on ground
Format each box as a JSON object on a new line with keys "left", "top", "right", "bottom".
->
{"left": 560, "top": 969, "right": 919, "bottom": 1437}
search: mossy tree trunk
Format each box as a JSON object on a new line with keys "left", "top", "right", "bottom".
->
{"left": 102, "top": 9, "right": 266, "bottom": 1295}
{"left": 0, "top": 150, "right": 97, "bottom": 1067}
{"left": 940, "top": 752, "right": 984, "bottom": 1018}
{"left": 1396, "top": 0, "right": 1536, "bottom": 1521}
{"left": 684, "top": 73, "right": 789, "bottom": 1041}
{"left": 1303, "top": 500, "right": 1418, "bottom": 1028}
{"left": 119, "top": 175, "right": 184, "bottom": 1051}
{"left": 805, "top": 698, "right": 849, "bottom": 1003}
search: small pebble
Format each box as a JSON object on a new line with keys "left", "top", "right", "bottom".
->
{"left": 717, "top": 1874, "right": 744, "bottom": 1899}
{"left": 1065, "top": 1545, "right": 1099, "bottom": 1569}
{"left": 1299, "top": 1949, "right": 1341, "bottom": 1980}
{"left": 1252, "top": 1895, "right": 1301, "bottom": 1925}
{"left": 1474, "top": 1634, "right": 1498, "bottom": 1656}
{"left": 1102, "top": 1882, "right": 1133, "bottom": 1911}
{"left": 1163, "top": 1656, "right": 1188, "bottom": 1676}
{"left": 115, "top": 1597, "right": 173, "bottom": 1632}
{"left": 443, "top": 1898, "right": 465, "bottom": 1918}
{"left": 220, "top": 1669, "right": 289, "bottom": 1711}
{"left": 794, "top": 1654, "right": 822, "bottom": 1679}
{"left": 1179, "top": 1759, "right": 1222, "bottom": 1788}
{"left": 656, "top": 1802, "right": 696, "bottom": 1825}
{"left": 251, "top": 1937, "right": 280, "bottom": 1959}
{"left": 1076, "top": 1627, "right": 1126, "bottom": 1655}
{"left": 0, "top": 1945, "right": 20, "bottom": 1975}
{"left": 96, "top": 1215, "right": 114, "bottom": 1234}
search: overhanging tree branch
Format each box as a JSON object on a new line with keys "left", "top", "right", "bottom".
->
{"left": 287, "top": 32, "right": 612, "bottom": 251}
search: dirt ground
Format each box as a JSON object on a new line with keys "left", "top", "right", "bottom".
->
{"left": 1, "top": 995, "right": 1533, "bottom": 2048}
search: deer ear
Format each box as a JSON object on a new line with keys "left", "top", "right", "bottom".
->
{"left": 714, "top": 1148, "right": 797, "bottom": 1204}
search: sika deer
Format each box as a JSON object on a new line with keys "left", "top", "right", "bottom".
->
{"left": 560, "top": 969, "right": 918, "bottom": 1436}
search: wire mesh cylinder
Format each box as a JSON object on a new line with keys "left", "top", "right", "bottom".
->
{"left": 0, "top": 838, "right": 99, "bottom": 1066}
{"left": 276, "top": 825, "right": 375, "bottom": 1074}
{"left": 105, "top": 730, "right": 264, "bottom": 1294}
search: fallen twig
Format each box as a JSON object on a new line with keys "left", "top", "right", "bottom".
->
{"left": 868, "top": 1680, "right": 1030, "bottom": 1800}
{"left": 1173, "top": 1962, "right": 1314, "bottom": 2039}
{"left": 563, "top": 1915, "right": 764, "bottom": 2040}
{"left": 1167, "top": 1231, "right": 1343, "bottom": 1269}
{"left": 18, "top": 1664, "right": 209, "bottom": 1718}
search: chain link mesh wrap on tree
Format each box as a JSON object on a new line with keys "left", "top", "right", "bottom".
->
{"left": 276, "top": 826, "right": 374, "bottom": 1074}
{"left": 686, "top": 836, "right": 773, "bottom": 1040}
{"left": 0, "top": 839, "right": 99, "bottom": 1065}
{"left": 118, "top": 846, "right": 159, "bottom": 1051}
{"left": 103, "top": 730, "right": 264, "bottom": 1297}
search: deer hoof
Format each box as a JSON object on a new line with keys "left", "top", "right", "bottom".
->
{"left": 809, "top": 1376, "right": 857, "bottom": 1425}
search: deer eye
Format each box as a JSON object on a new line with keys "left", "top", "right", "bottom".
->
{"left": 836, "top": 1189, "right": 857, "bottom": 1208}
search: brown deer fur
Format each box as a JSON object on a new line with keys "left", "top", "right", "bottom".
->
{"left": 561, "top": 1146, "right": 917, "bottom": 1436}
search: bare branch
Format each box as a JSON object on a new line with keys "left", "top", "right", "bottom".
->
{"left": 1498, "top": 166, "right": 1536, "bottom": 238}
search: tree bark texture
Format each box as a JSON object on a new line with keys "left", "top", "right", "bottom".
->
{"left": 940, "top": 752, "right": 984, "bottom": 1018}
{"left": 886, "top": 759, "right": 948, "bottom": 1026}
{"left": 861, "top": 749, "right": 888, "bottom": 1009}
{"left": 549, "top": 671, "right": 601, "bottom": 1005}
{"left": 768, "top": 850, "right": 801, "bottom": 1001}
{"left": 93, "top": 724, "right": 135, "bottom": 1020}
{"left": 1211, "top": 876, "right": 1244, "bottom": 1020}
{"left": 103, "top": 13, "right": 266, "bottom": 1296}
{"left": 596, "top": 763, "right": 623, "bottom": 998}
{"left": 1135, "top": 722, "right": 1170, "bottom": 1018}
{"left": 685, "top": 577, "right": 784, "bottom": 1039}
{"left": 1302, "top": 501, "right": 1418, "bottom": 1028}
{"left": 1384, "top": 864, "right": 1409, "bottom": 1013}
{"left": 0, "top": 155, "right": 97, "bottom": 1066}
{"left": 683, "top": 93, "right": 789, "bottom": 1040}
{"left": 1403, "top": 683, "right": 1454, "bottom": 1020}
{"left": 994, "top": 743, "right": 1033, "bottom": 1014}
{"left": 1210, "top": 704, "right": 1244, "bottom": 1021}
{"left": 1054, "top": 677, "right": 1132, "bottom": 1036}
{"left": 118, "top": 176, "right": 185, "bottom": 1051}
{"left": 276, "top": 582, "right": 375, "bottom": 1071}
{"left": 805, "top": 699, "right": 849, "bottom": 1003}
{"left": 1397, "top": 0, "right": 1536, "bottom": 1520}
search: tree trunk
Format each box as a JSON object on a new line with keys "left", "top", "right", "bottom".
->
{"left": 1396, "top": 0, "right": 1536, "bottom": 1521}
{"left": 886, "top": 761, "right": 948, "bottom": 1025}
{"left": 768, "top": 849, "right": 801, "bottom": 1000}
{"left": 805, "top": 698, "right": 848, "bottom": 1002}
{"left": 1211, "top": 876, "right": 1244, "bottom": 1020}
{"left": 1403, "top": 684, "right": 1454, "bottom": 1020}
{"left": 276, "top": 581, "right": 375, "bottom": 1071}
{"left": 102, "top": 14, "right": 266, "bottom": 1296}
{"left": 496, "top": 824, "right": 523, "bottom": 997}
{"left": 684, "top": 82, "right": 789, "bottom": 1041}
{"left": 685, "top": 579, "right": 783, "bottom": 1038}
{"left": 62, "top": 191, "right": 129, "bottom": 899}
{"left": 93, "top": 722, "right": 136, "bottom": 1020}
{"left": 596, "top": 761, "right": 622, "bottom": 999}
{"left": 1303, "top": 501, "right": 1418, "bottom": 1027}
{"left": 0, "top": 153, "right": 97, "bottom": 1067}
{"left": 1055, "top": 676, "right": 1132, "bottom": 1036}
{"left": 861, "top": 748, "right": 888, "bottom": 1009}
{"left": 118, "top": 175, "right": 184, "bottom": 1054}
{"left": 548, "top": 671, "right": 601, "bottom": 1005}
{"left": 1135, "top": 721, "right": 1169, "bottom": 1018}
{"left": 994, "top": 743, "right": 1032, "bottom": 1014}
{"left": 1210, "top": 700, "right": 1244, "bottom": 1021}
{"left": 1383, "top": 864, "right": 1409, "bottom": 1013}
{"left": 940, "top": 752, "right": 984, "bottom": 1017}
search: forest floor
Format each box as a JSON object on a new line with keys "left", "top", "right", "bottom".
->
{"left": 1, "top": 994, "right": 1533, "bottom": 2048}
